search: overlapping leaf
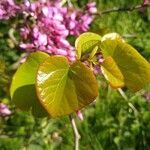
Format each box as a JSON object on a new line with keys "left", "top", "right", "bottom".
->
{"left": 36, "top": 56, "right": 98, "bottom": 117}
{"left": 10, "top": 52, "right": 49, "bottom": 117}
{"left": 75, "top": 32, "right": 101, "bottom": 59}
{"left": 101, "top": 39, "right": 150, "bottom": 91}
{"left": 101, "top": 56, "right": 125, "bottom": 88}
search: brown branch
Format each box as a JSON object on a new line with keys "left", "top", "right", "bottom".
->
{"left": 95, "top": 3, "right": 150, "bottom": 15}
{"left": 69, "top": 114, "right": 80, "bottom": 150}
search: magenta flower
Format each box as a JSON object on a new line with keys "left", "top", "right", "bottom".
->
{"left": 86, "top": 2, "right": 97, "bottom": 14}
{"left": 76, "top": 110, "right": 84, "bottom": 121}
{"left": 0, "top": 0, "right": 97, "bottom": 61}
{"left": 19, "top": 0, "right": 96, "bottom": 61}
{"left": 0, "top": 0, "right": 20, "bottom": 20}
{"left": 65, "top": 2, "right": 97, "bottom": 36}
{"left": 0, "top": 103, "right": 11, "bottom": 117}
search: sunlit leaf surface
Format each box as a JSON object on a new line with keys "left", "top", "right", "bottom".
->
{"left": 101, "top": 39, "right": 150, "bottom": 91}
{"left": 75, "top": 32, "right": 101, "bottom": 59}
{"left": 10, "top": 52, "right": 49, "bottom": 117}
{"left": 36, "top": 56, "right": 98, "bottom": 117}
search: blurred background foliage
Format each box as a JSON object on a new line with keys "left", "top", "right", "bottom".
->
{"left": 1, "top": 0, "right": 150, "bottom": 150}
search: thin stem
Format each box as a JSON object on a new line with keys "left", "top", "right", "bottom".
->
{"left": 118, "top": 88, "right": 128, "bottom": 100}
{"left": 95, "top": 3, "right": 150, "bottom": 15}
{"left": 118, "top": 88, "right": 138, "bottom": 116}
{"left": 122, "top": 34, "right": 137, "bottom": 39}
{"left": 69, "top": 114, "right": 80, "bottom": 150}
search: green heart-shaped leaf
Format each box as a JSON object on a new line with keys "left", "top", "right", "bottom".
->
{"left": 75, "top": 32, "right": 101, "bottom": 59}
{"left": 101, "top": 39, "right": 150, "bottom": 91}
{"left": 36, "top": 56, "right": 98, "bottom": 117}
{"left": 10, "top": 52, "right": 49, "bottom": 117}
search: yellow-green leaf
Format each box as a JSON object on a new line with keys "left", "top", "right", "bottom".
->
{"left": 75, "top": 32, "right": 101, "bottom": 59}
{"left": 101, "top": 56, "right": 125, "bottom": 88}
{"left": 101, "top": 39, "right": 150, "bottom": 91}
{"left": 89, "top": 46, "right": 99, "bottom": 60}
{"left": 10, "top": 52, "right": 49, "bottom": 117}
{"left": 101, "top": 32, "right": 124, "bottom": 42}
{"left": 36, "top": 56, "right": 98, "bottom": 117}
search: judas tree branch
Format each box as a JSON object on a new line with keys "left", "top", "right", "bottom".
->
{"left": 118, "top": 88, "right": 138, "bottom": 116}
{"left": 96, "top": 3, "right": 150, "bottom": 15}
{"left": 69, "top": 114, "right": 80, "bottom": 150}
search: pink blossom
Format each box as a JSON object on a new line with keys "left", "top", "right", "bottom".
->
{"left": 20, "top": 43, "right": 34, "bottom": 50}
{"left": 0, "top": 0, "right": 20, "bottom": 20}
{"left": 19, "top": 1, "right": 96, "bottom": 61}
{"left": 0, "top": 0, "right": 96, "bottom": 61}
{"left": 0, "top": 103, "right": 11, "bottom": 117}
{"left": 86, "top": 2, "right": 97, "bottom": 14}
{"left": 37, "top": 33, "right": 48, "bottom": 46}
{"left": 76, "top": 111, "right": 84, "bottom": 121}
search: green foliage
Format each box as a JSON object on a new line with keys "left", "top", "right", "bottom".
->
{"left": 0, "top": 58, "right": 5, "bottom": 74}
{"left": 0, "top": 138, "right": 24, "bottom": 150}
{"left": 2, "top": 83, "right": 150, "bottom": 150}
{"left": 1, "top": 0, "right": 150, "bottom": 150}
{"left": 77, "top": 84, "right": 150, "bottom": 150}
{"left": 92, "top": 0, "right": 150, "bottom": 59}
{"left": 10, "top": 30, "right": 150, "bottom": 117}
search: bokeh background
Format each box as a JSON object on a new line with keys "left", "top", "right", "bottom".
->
{"left": 1, "top": 0, "right": 150, "bottom": 149}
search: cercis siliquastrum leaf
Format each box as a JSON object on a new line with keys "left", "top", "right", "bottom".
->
{"left": 36, "top": 56, "right": 98, "bottom": 117}
{"left": 10, "top": 52, "right": 98, "bottom": 117}
{"left": 10, "top": 32, "right": 150, "bottom": 118}
{"left": 101, "top": 56, "right": 125, "bottom": 88}
{"left": 10, "top": 52, "right": 49, "bottom": 117}
{"left": 75, "top": 32, "right": 101, "bottom": 59}
{"left": 76, "top": 32, "right": 150, "bottom": 92}
{"left": 101, "top": 38, "right": 150, "bottom": 91}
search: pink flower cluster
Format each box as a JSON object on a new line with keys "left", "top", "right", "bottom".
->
{"left": 0, "top": 0, "right": 19, "bottom": 20}
{"left": 20, "top": 0, "right": 97, "bottom": 61}
{"left": 65, "top": 2, "right": 97, "bottom": 36}
{"left": 0, "top": 103, "right": 11, "bottom": 117}
{"left": 0, "top": 0, "right": 97, "bottom": 61}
